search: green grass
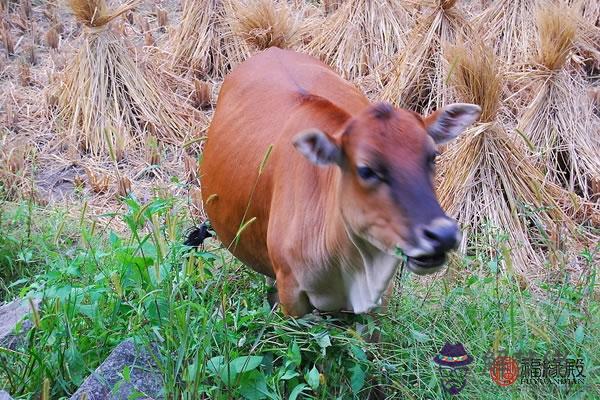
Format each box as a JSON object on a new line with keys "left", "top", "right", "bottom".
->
{"left": 0, "top": 195, "right": 598, "bottom": 399}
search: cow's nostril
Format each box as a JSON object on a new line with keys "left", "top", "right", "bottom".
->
{"left": 423, "top": 229, "right": 437, "bottom": 241}
{"left": 422, "top": 221, "right": 458, "bottom": 253}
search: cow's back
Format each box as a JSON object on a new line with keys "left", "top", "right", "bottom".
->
{"left": 201, "top": 48, "right": 369, "bottom": 277}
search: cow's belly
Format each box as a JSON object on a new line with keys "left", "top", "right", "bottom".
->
{"left": 302, "top": 254, "right": 400, "bottom": 314}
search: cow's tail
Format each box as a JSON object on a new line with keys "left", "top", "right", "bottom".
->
{"left": 184, "top": 221, "right": 213, "bottom": 248}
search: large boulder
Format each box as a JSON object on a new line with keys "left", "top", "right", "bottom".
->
{"left": 70, "top": 339, "right": 163, "bottom": 400}
{"left": 0, "top": 390, "right": 14, "bottom": 400}
{"left": 0, "top": 298, "right": 39, "bottom": 350}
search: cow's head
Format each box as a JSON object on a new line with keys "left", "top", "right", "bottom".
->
{"left": 293, "top": 102, "right": 480, "bottom": 275}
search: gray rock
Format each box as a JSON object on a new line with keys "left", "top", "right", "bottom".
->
{"left": 0, "top": 298, "right": 40, "bottom": 350}
{"left": 0, "top": 390, "right": 14, "bottom": 400}
{"left": 71, "top": 340, "right": 164, "bottom": 400}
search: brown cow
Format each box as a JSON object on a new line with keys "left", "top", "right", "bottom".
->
{"left": 200, "top": 48, "right": 480, "bottom": 317}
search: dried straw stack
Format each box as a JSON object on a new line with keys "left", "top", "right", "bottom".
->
{"left": 225, "top": 0, "right": 303, "bottom": 52}
{"left": 379, "top": 0, "right": 469, "bottom": 114}
{"left": 472, "top": 0, "right": 536, "bottom": 66}
{"left": 517, "top": 5, "right": 600, "bottom": 202}
{"left": 474, "top": 0, "right": 599, "bottom": 70}
{"left": 583, "top": 2, "right": 599, "bottom": 27}
{"left": 303, "top": 0, "right": 412, "bottom": 80}
{"left": 168, "top": 0, "right": 248, "bottom": 79}
{"left": 437, "top": 41, "right": 578, "bottom": 281}
{"left": 570, "top": 0, "right": 600, "bottom": 71}
{"left": 52, "top": 0, "right": 193, "bottom": 157}
{"left": 570, "top": 0, "right": 599, "bottom": 27}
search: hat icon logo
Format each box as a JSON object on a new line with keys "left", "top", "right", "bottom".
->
{"left": 433, "top": 342, "right": 474, "bottom": 395}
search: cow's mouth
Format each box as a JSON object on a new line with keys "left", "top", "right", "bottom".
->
{"left": 406, "top": 253, "right": 447, "bottom": 274}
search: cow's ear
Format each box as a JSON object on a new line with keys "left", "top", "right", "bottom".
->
{"left": 424, "top": 103, "right": 481, "bottom": 145}
{"left": 293, "top": 129, "right": 342, "bottom": 166}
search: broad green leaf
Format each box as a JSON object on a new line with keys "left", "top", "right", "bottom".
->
{"left": 306, "top": 365, "right": 320, "bottom": 390}
{"left": 487, "top": 259, "right": 498, "bottom": 274}
{"left": 314, "top": 332, "right": 331, "bottom": 353}
{"left": 47, "top": 285, "right": 73, "bottom": 302}
{"left": 8, "top": 278, "right": 28, "bottom": 288}
{"left": 127, "top": 391, "right": 146, "bottom": 400}
{"left": 575, "top": 325, "right": 585, "bottom": 344}
{"left": 239, "top": 371, "right": 271, "bottom": 400}
{"left": 122, "top": 365, "right": 132, "bottom": 382}
{"left": 206, "top": 356, "right": 225, "bottom": 376}
{"left": 281, "top": 369, "right": 300, "bottom": 380}
{"left": 185, "top": 358, "right": 199, "bottom": 383}
{"left": 289, "top": 383, "right": 308, "bottom": 400}
{"left": 109, "top": 231, "right": 120, "bottom": 247}
{"left": 77, "top": 304, "right": 97, "bottom": 320}
{"left": 350, "top": 364, "right": 365, "bottom": 394}
{"left": 350, "top": 345, "right": 367, "bottom": 362}
{"left": 217, "top": 356, "right": 264, "bottom": 386}
{"left": 144, "top": 296, "right": 170, "bottom": 325}
{"left": 65, "top": 344, "right": 85, "bottom": 385}
{"left": 288, "top": 341, "right": 302, "bottom": 367}
{"left": 230, "top": 356, "right": 263, "bottom": 374}
{"left": 557, "top": 309, "right": 570, "bottom": 327}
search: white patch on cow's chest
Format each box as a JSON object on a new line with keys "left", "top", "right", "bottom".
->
{"left": 342, "top": 253, "right": 399, "bottom": 313}
{"left": 305, "top": 253, "right": 400, "bottom": 314}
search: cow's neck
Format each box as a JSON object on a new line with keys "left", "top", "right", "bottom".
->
{"left": 341, "top": 232, "right": 399, "bottom": 313}
{"left": 319, "top": 169, "right": 400, "bottom": 313}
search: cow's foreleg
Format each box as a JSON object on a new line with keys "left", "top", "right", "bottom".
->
{"left": 266, "top": 228, "right": 313, "bottom": 316}
{"left": 265, "top": 277, "right": 280, "bottom": 308}
{"left": 367, "top": 279, "right": 396, "bottom": 343}
{"left": 271, "top": 266, "right": 311, "bottom": 317}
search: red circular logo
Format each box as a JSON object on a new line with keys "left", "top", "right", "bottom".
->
{"left": 490, "top": 356, "right": 519, "bottom": 386}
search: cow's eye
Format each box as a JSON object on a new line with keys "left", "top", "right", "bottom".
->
{"left": 357, "top": 166, "right": 383, "bottom": 182}
{"left": 427, "top": 151, "right": 439, "bottom": 166}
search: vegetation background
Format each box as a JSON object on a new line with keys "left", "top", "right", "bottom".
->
{"left": 0, "top": 0, "right": 598, "bottom": 398}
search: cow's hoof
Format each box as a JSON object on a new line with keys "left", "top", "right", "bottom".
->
{"left": 267, "top": 290, "right": 279, "bottom": 309}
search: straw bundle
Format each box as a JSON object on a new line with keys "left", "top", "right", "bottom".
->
{"left": 68, "top": 0, "right": 133, "bottom": 27}
{"left": 474, "top": 0, "right": 599, "bottom": 69}
{"left": 590, "top": 86, "right": 600, "bottom": 112}
{"left": 0, "top": 145, "right": 27, "bottom": 199}
{"left": 302, "top": 0, "right": 412, "bottom": 79}
{"left": 472, "top": 0, "right": 536, "bottom": 65}
{"left": 226, "top": 0, "right": 301, "bottom": 51}
{"left": 51, "top": 0, "right": 193, "bottom": 157}
{"left": 379, "top": 0, "right": 469, "bottom": 114}
{"left": 437, "top": 41, "right": 578, "bottom": 281}
{"left": 517, "top": 5, "right": 600, "bottom": 201}
{"left": 168, "top": 0, "right": 248, "bottom": 79}
{"left": 1, "top": 20, "right": 15, "bottom": 56}
{"left": 570, "top": 0, "right": 599, "bottom": 27}
{"left": 570, "top": 0, "right": 600, "bottom": 70}
{"left": 46, "top": 25, "right": 60, "bottom": 49}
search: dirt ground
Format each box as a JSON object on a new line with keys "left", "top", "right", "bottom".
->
{"left": 1, "top": 0, "right": 210, "bottom": 230}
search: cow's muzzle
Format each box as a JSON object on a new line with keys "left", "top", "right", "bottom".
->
{"left": 405, "top": 218, "right": 460, "bottom": 275}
